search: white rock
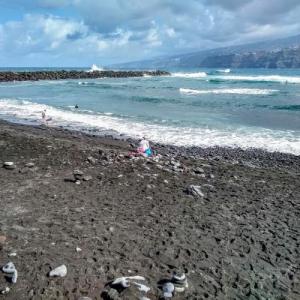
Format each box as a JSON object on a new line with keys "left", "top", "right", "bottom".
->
{"left": 1, "top": 287, "right": 10, "bottom": 294}
{"left": 162, "top": 282, "right": 174, "bottom": 298}
{"left": 76, "top": 247, "right": 82, "bottom": 252}
{"left": 2, "top": 262, "right": 18, "bottom": 283}
{"left": 49, "top": 265, "right": 67, "bottom": 277}
{"left": 8, "top": 252, "right": 17, "bottom": 257}
{"left": 3, "top": 162, "right": 14, "bottom": 166}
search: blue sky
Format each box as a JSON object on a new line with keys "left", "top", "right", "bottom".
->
{"left": 0, "top": 0, "right": 300, "bottom": 67}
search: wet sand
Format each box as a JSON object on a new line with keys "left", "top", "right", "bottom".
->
{"left": 0, "top": 120, "right": 299, "bottom": 300}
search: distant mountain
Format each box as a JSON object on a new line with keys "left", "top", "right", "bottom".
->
{"left": 115, "top": 34, "right": 300, "bottom": 69}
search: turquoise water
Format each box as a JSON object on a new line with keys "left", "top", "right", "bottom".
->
{"left": 0, "top": 68, "right": 300, "bottom": 154}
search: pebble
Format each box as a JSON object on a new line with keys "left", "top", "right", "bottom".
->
{"left": 3, "top": 162, "right": 15, "bottom": 170}
{"left": 8, "top": 252, "right": 17, "bottom": 257}
{"left": 2, "top": 262, "right": 18, "bottom": 283}
{"left": 1, "top": 287, "right": 10, "bottom": 295}
{"left": 162, "top": 282, "right": 174, "bottom": 298}
{"left": 83, "top": 175, "right": 92, "bottom": 181}
{"left": 164, "top": 180, "right": 169, "bottom": 184}
{"left": 49, "top": 264, "right": 67, "bottom": 277}
{"left": 25, "top": 162, "right": 35, "bottom": 168}
{"left": 75, "top": 180, "right": 81, "bottom": 185}
{"left": 76, "top": 247, "right": 82, "bottom": 252}
{"left": 186, "top": 185, "right": 205, "bottom": 197}
{"left": 87, "top": 156, "right": 96, "bottom": 164}
{"left": 78, "top": 297, "right": 92, "bottom": 300}
{"left": 73, "top": 169, "right": 84, "bottom": 180}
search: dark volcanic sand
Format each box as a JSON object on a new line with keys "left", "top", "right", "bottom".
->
{"left": 0, "top": 120, "right": 299, "bottom": 300}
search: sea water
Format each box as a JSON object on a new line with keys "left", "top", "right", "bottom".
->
{"left": 0, "top": 68, "right": 299, "bottom": 155}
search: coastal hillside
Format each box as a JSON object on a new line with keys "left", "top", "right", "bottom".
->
{"left": 116, "top": 34, "right": 300, "bottom": 69}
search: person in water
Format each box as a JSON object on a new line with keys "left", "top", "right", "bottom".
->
{"left": 137, "top": 136, "right": 152, "bottom": 157}
{"left": 75, "top": 104, "right": 79, "bottom": 109}
{"left": 41, "top": 109, "right": 52, "bottom": 125}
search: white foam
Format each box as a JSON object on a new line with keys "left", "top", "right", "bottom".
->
{"left": 171, "top": 72, "right": 207, "bottom": 78}
{"left": 180, "top": 88, "right": 278, "bottom": 95}
{"left": 86, "top": 64, "right": 104, "bottom": 73}
{"left": 217, "top": 69, "right": 231, "bottom": 73}
{"left": 215, "top": 75, "right": 300, "bottom": 84}
{"left": 0, "top": 99, "right": 299, "bottom": 155}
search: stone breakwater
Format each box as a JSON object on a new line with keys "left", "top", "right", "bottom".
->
{"left": 0, "top": 70, "right": 170, "bottom": 82}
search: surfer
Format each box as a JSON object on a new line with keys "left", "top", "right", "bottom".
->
{"left": 75, "top": 104, "right": 79, "bottom": 109}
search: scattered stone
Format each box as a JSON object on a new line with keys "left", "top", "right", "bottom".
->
{"left": 2, "top": 262, "right": 18, "bottom": 283}
{"left": 164, "top": 180, "right": 169, "bottom": 184}
{"left": 75, "top": 180, "right": 81, "bottom": 185}
{"left": 76, "top": 247, "right": 82, "bottom": 252}
{"left": 87, "top": 156, "right": 97, "bottom": 164}
{"left": 162, "top": 282, "right": 174, "bottom": 298}
{"left": 83, "top": 175, "right": 92, "bottom": 181}
{"left": 193, "top": 167, "right": 205, "bottom": 174}
{"left": 3, "top": 162, "right": 15, "bottom": 170}
{"left": 0, "top": 287, "right": 10, "bottom": 295}
{"left": 185, "top": 185, "right": 204, "bottom": 197}
{"left": 25, "top": 162, "right": 35, "bottom": 168}
{"left": 73, "top": 169, "right": 84, "bottom": 180}
{"left": 49, "top": 264, "right": 67, "bottom": 277}
{"left": 210, "top": 174, "right": 215, "bottom": 179}
{"left": 8, "top": 252, "right": 17, "bottom": 257}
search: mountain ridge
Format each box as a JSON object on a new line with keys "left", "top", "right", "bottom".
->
{"left": 114, "top": 34, "right": 300, "bottom": 69}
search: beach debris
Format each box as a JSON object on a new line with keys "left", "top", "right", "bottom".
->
{"left": 185, "top": 185, "right": 204, "bottom": 197}
{"left": 3, "top": 162, "right": 16, "bottom": 170}
{"left": 110, "top": 275, "right": 149, "bottom": 295}
{"left": 49, "top": 264, "right": 67, "bottom": 277}
{"left": 1, "top": 287, "right": 10, "bottom": 295}
{"left": 2, "top": 262, "right": 18, "bottom": 283}
{"left": 162, "top": 282, "right": 175, "bottom": 298}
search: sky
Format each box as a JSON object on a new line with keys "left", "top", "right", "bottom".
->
{"left": 0, "top": 0, "right": 300, "bottom": 67}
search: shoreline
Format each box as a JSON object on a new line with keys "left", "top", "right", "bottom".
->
{"left": 1, "top": 119, "right": 299, "bottom": 169}
{"left": 0, "top": 70, "right": 170, "bottom": 82}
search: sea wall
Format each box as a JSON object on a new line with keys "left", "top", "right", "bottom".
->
{"left": 0, "top": 70, "right": 170, "bottom": 82}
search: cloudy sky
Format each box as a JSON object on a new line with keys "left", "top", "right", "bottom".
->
{"left": 0, "top": 0, "right": 300, "bottom": 67}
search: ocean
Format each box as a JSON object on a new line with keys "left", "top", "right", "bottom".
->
{"left": 0, "top": 68, "right": 300, "bottom": 155}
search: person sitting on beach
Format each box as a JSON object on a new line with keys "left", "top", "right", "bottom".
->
{"left": 137, "top": 137, "right": 152, "bottom": 157}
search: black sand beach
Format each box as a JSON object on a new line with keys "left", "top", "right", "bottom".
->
{"left": 0, "top": 120, "right": 299, "bottom": 299}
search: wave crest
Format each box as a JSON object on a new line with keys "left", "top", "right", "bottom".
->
{"left": 180, "top": 88, "right": 278, "bottom": 95}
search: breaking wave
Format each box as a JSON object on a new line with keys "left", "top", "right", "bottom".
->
{"left": 180, "top": 88, "right": 278, "bottom": 95}
{"left": 0, "top": 98, "right": 299, "bottom": 155}
{"left": 171, "top": 72, "right": 207, "bottom": 78}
